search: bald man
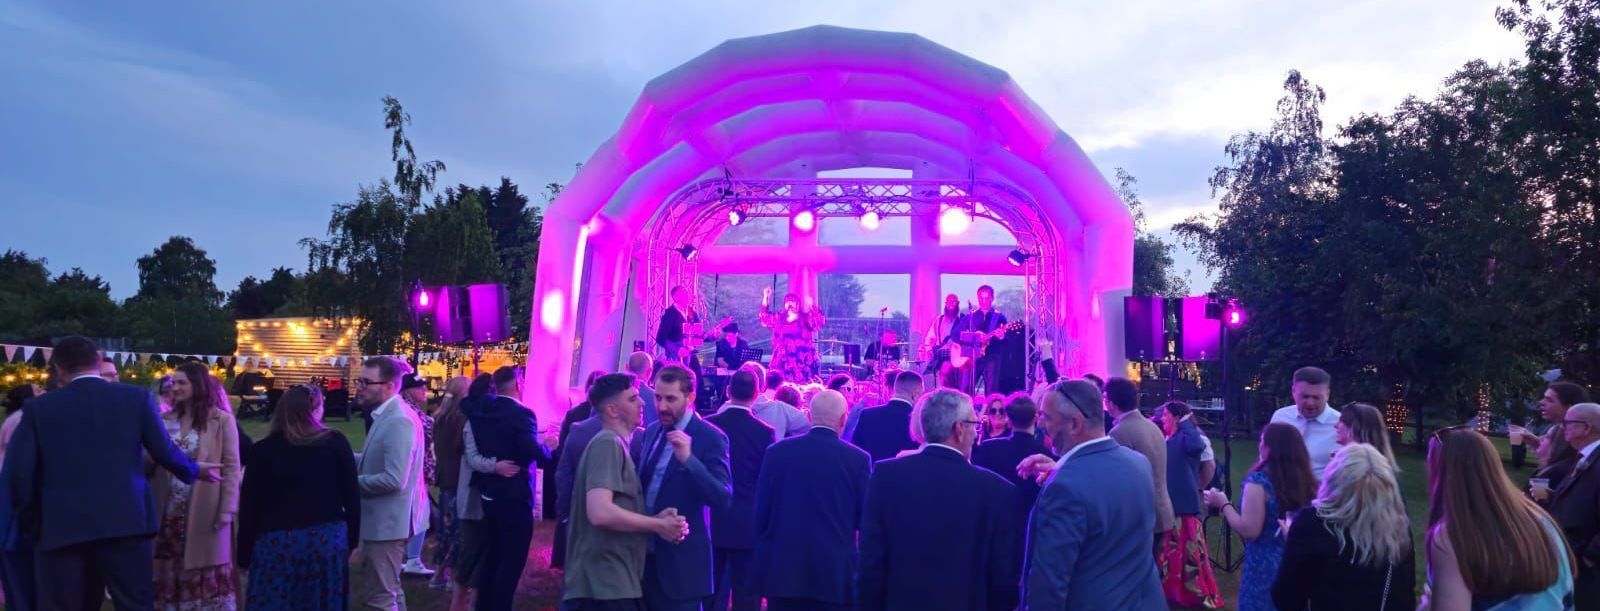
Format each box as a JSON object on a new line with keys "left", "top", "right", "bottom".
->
{"left": 749, "top": 391, "right": 871, "bottom": 611}
{"left": 1550, "top": 401, "right": 1600, "bottom": 606}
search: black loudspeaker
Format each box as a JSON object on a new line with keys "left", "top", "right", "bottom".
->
{"left": 1176, "top": 296, "right": 1222, "bottom": 361}
{"left": 1123, "top": 296, "right": 1167, "bottom": 361}
{"left": 429, "top": 283, "right": 511, "bottom": 344}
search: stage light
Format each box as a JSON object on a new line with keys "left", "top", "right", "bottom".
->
{"left": 1006, "top": 249, "right": 1034, "bottom": 267}
{"left": 859, "top": 210, "right": 881, "bottom": 231}
{"left": 792, "top": 209, "right": 816, "bottom": 232}
{"left": 414, "top": 287, "right": 431, "bottom": 310}
{"left": 674, "top": 245, "right": 698, "bottom": 260}
{"left": 939, "top": 206, "right": 972, "bottom": 236}
{"left": 728, "top": 209, "right": 745, "bottom": 226}
{"left": 1226, "top": 305, "right": 1245, "bottom": 327}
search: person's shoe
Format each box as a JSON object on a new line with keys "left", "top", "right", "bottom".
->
{"left": 402, "top": 559, "right": 436, "bottom": 577}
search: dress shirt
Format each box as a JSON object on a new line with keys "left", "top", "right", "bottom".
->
{"left": 1057, "top": 436, "right": 1115, "bottom": 465}
{"left": 371, "top": 394, "right": 403, "bottom": 421}
{"left": 925, "top": 443, "right": 963, "bottom": 457}
{"left": 644, "top": 410, "right": 694, "bottom": 508}
{"left": 1271, "top": 404, "right": 1342, "bottom": 478}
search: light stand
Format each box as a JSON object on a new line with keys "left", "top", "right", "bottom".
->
{"left": 1206, "top": 294, "right": 1245, "bottom": 572}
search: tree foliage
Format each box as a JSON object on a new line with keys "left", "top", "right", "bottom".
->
{"left": 1118, "top": 169, "right": 1190, "bottom": 297}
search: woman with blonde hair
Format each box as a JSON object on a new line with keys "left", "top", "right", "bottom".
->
{"left": 1273, "top": 443, "right": 1416, "bottom": 610}
{"left": 1420, "top": 427, "right": 1573, "bottom": 610}
{"left": 1337, "top": 402, "right": 1397, "bottom": 468}
{"left": 153, "top": 361, "right": 241, "bottom": 610}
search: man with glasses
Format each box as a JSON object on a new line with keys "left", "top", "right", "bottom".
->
{"left": 353, "top": 357, "right": 429, "bottom": 611}
{"left": 1549, "top": 402, "right": 1600, "bottom": 607}
{"left": 858, "top": 389, "right": 1021, "bottom": 611}
{"left": 1019, "top": 379, "right": 1164, "bottom": 611}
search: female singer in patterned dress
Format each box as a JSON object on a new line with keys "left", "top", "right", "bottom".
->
{"left": 759, "top": 287, "right": 825, "bottom": 383}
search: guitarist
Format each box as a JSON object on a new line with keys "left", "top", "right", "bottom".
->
{"left": 954, "top": 285, "right": 1009, "bottom": 394}
{"left": 656, "top": 286, "right": 702, "bottom": 363}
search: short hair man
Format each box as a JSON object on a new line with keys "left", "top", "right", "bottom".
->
{"left": 1527, "top": 381, "right": 1592, "bottom": 468}
{"left": 5, "top": 337, "right": 209, "bottom": 610}
{"left": 398, "top": 373, "right": 437, "bottom": 577}
{"left": 634, "top": 365, "right": 732, "bottom": 611}
{"left": 750, "top": 390, "right": 871, "bottom": 610}
{"left": 1269, "top": 367, "right": 1341, "bottom": 478}
{"left": 564, "top": 373, "right": 690, "bottom": 609}
{"left": 704, "top": 368, "right": 776, "bottom": 611}
{"left": 736, "top": 363, "right": 809, "bottom": 439}
{"left": 626, "top": 351, "right": 659, "bottom": 429}
{"left": 858, "top": 390, "right": 1020, "bottom": 610}
{"left": 972, "top": 393, "right": 1053, "bottom": 513}
{"left": 848, "top": 371, "right": 924, "bottom": 462}
{"left": 466, "top": 366, "right": 552, "bottom": 610}
{"left": 1104, "top": 376, "right": 1175, "bottom": 541}
{"left": 1548, "top": 402, "right": 1600, "bottom": 607}
{"left": 352, "top": 356, "right": 430, "bottom": 610}
{"left": 1022, "top": 380, "right": 1164, "bottom": 609}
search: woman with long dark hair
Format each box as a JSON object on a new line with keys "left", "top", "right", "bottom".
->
{"left": 1420, "top": 428, "right": 1573, "bottom": 609}
{"left": 1203, "top": 423, "right": 1317, "bottom": 611}
{"left": 429, "top": 376, "right": 471, "bottom": 591}
{"left": 152, "top": 362, "right": 241, "bottom": 610}
{"left": 1338, "top": 402, "right": 1397, "bottom": 468}
{"left": 759, "top": 287, "right": 826, "bottom": 383}
{"left": 237, "top": 385, "right": 360, "bottom": 610}
{"left": 0, "top": 384, "right": 43, "bottom": 466}
{"left": 1157, "top": 401, "right": 1222, "bottom": 609}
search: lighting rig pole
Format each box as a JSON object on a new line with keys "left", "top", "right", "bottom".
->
{"left": 410, "top": 280, "right": 429, "bottom": 371}
{"left": 1208, "top": 293, "right": 1245, "bottom": 572}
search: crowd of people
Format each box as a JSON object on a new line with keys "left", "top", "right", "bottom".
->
{"left": 1, "top": 336, "right": 1598, "bottom": 610}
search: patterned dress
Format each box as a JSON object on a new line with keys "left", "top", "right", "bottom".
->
{"left": 245, "top": 521, "right": 348, "bottom": 610}
{"left": 1238, "top": 470, "right": 1284, "bottom": 611}
{"left": 154, "top": 429, "right": 236, "bottom": 611}
{"left": 759, "top": 306, "right": 825, "bottom": 383}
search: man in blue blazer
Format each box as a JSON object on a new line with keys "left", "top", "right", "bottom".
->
{"left": 858, "top": 389, "right": 1021, "bottom": 611}
{"left": 4, "top": 337, "right": 209, "bottom": 610}
{"left": 704, "top": 369, "right": 775, "bottom": 611}
{"left": 848, "top": 371, "right": 923, "bottom": 462}
{"left": 1020, "top": 380, "right": 1165, "bottom": 611}
{"left": 467, "top": 366, "right": 552, "bottom": 611}
{"left": 750, "top": 389, "right": 870, "bottom": 611}
{"left": 632, "top": 365, "right": 732, "bottom": 611}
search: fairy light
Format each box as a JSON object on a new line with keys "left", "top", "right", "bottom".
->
{"left": 1476, "top": 385, "right": 1491, "bottom": 433}
{"left": 1385, "top": 383, "right": 1408, "bottom": 434}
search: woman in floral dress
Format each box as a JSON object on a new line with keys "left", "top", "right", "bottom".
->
{"left": 759, "top": 288, "right": 826, "bottom": 383}
{"left": 152, "top": 362, "right": 241, "bottom": 611}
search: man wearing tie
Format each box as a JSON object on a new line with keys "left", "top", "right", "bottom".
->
{"left": 858, "top": 390, "right": 1021, "bottom": 611}
{"left": 3, "top": 337, "right": 213, "bottom": 611}
{"left": 1548, "top": 402, "right": 1600, "bottom": 608}
{"left": 633, "top": 365, "right": 733, "bottom": 611}
{"left": 705, "top": 369, "right": 776, "bottom": 611}
{"left": 751, "top": 390, "right": 871, "bottom": 611}
{"left": 849, "top": 371, "right": 924, "bottom": 462}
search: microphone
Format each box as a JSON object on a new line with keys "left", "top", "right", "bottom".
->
{"left": 879, "top": 307, "right": 889, "bottom": 314}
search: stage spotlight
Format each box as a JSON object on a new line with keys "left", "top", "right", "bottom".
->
{"left": 415, "top": 289, "right": 431, "bottom": 309}
{"left": 727, "top": 208, "right": 745, "bottom": 226}
{"left": 939, "top": 206, "right": 972, "bottom": 236}
{"left": 1226, "top": 301, "right": 1246, "bottom": 327}
{"left": 792, "top": 209, "right": 816, "bottom": 232}
{"left": 1006, "top": 249, "right": 1034, "bottom": 267}
{"left": 859, "top": 210, "right": 881, "bottom": 231}
{"left": 674, "top": 245, "right": 698, "bottom": 260}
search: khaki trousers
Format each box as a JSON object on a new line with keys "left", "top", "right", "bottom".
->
{"left": 355, "top": 539, "right": 408, "bottom": 611}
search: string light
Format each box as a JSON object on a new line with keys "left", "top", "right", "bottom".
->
{"left": 1476, "top": 385, "right": 1491, "bottom": 433}
{"left": 1385, "top": 383, "right": 1408, "bottom": 434}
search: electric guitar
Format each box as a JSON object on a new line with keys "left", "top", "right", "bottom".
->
{"left": 663, "top": 315, "right": 737, "bottom": 363}
{"left": 946, "top": 321, "right": 1024, "bottom": 369}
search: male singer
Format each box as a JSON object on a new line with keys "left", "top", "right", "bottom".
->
{"left": 656, "top": 286, "right": 701, "bottom": 364}
{"left": 955, "top": 285, "right": 1008, "bottom": 395}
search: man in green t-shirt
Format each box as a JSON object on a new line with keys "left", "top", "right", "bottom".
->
{"left": 565, "top": 372, "right": 690, "bottom": 611}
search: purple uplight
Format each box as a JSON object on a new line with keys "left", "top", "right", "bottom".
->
{"left": 416, "top": 289, "right": 432, "bottom": 309}
{"left": 1226, "top": 304, "right": 1245, "bottom": 327}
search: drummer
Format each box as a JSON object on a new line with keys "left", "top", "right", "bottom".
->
{"left": 864, "top": 328, "right": 903, "bottom": 364}
{"left": 714, "top": 322, "right": 752, "bottom": 370}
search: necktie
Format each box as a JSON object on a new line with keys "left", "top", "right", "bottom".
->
{"left": 639, "top": 429, "right": 670, "bottom": 492}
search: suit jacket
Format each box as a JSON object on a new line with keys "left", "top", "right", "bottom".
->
{"left": 1550, "top": 449, "right": 1600, "bottom": 564}
{"left": 849, "top": 399, "right": 916, "bottom": 463}
{"left": 1164, "top": 418, "right": 1207, "bottom": 517}
{"left": 752, "top": 427, "right": 871, "bottom": 605}
{"left": 632, "top": 412, "right": 733, "bottom": 601}
{"left": 858, "top": 445, "right": 1021, "bottom": 611}
{"left": 705, "top": 406, "right": 775, "bottom": 550}
{"left": 466, "top": 395, "right": 550, "bottom": 503}
{"left": 1023, "top": 438, "right": 1165, "bottom": 611}
{"left": 357, "top": 395, "right": 430, "bottom": 542}
{"left": 971, "top": 431, "right": 1052, "bottom": 512}
{"left": 556, "top": 415, "right": 603, "bottom": 522}
{"left": 639, "top": 384, "right": 658, "bottom": 430}
{"left": 2, "top": 377, "right": 198, "bottom": 552}
{"left": 150, "top": 409, "right": 242, "bottom": 569}
{"left": 1109, "top": 410, "right": 1175, "bottom": 533}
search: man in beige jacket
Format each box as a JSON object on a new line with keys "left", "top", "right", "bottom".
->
{"left": 1104, "top": 377, "right": 1174, "bottom": 549}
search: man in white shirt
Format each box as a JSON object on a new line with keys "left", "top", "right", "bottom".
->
{"left": 1270, "top": 367, "right": 1341, "bottom": 479}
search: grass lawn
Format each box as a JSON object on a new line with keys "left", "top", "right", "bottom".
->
{"left": 236, "top": 408, "right": 1521, "bottom": 610}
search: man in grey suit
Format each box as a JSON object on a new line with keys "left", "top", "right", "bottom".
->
{"left": 1104, "top": 377, "right": 1174, "bottom": 548}
{"left": 354, "top": 357, "right": 430, "bottom": 611}
{"left": 1019, "top": 380, "right": 1164, "bottom": 611}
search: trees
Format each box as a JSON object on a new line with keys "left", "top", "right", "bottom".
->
{"left": 135, "top": 237, "right": 224, "bottom": 304}
{"left": 1118, "top": 169, "right": 1190, "bottom": 298}
{"left": 406, "top": 189, "right": 499, "bottom": 286}
{"left": 124, "top": 237, "right": 233, "bottom": 354}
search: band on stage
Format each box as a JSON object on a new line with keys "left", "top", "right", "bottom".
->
{"left": 652, "top": 283, "right": 1034, "bottom": 409}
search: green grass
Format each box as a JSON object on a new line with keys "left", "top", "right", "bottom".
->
{"left": 1202, "top": 433, "right": 1528, "bottom": 604}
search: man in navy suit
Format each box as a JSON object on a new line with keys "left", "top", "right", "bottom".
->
{"left": 848, "top": 371, "right": 923, "bottom": 462}
{"left": 704, "top": 369, "right": 775, "bottom": 611}
{"left": 1019, "top": 380, "right": 1165, "bottom": 611}
{"left": 626, "top": 352, "right": 659, "bottom": 430}
{"left": 632, "top": 365, "right": 732, "bottom": 611}
{"left": 4, "top": 336, "right": 213, "bottom": 611}
{"left": 466, "top": 366, "right": 552, "bottom": 611}
{"left": 751, "top": 389, "right": 870, "bottom": 611}
{"left": 971, "top": 393, "right": 1052, "bottom": 514}
{"left": 858, "top": 389, "right": 1021, "bottom": 611}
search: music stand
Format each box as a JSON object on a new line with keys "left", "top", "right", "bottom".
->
{"left": 737, "top": 348, "right": 765, "bottom": 365}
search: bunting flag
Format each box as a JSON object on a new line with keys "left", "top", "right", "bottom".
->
{"left": 206, "top": 356, "right": 217, "bottom": 365}
{"left": 21, "top": 346, "right": 36, "bottom": 362}
{"left": 40, "top": 348, "right": 52, "bottom": 363}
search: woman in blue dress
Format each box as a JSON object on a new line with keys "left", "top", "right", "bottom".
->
{"left": 1203, "top": 422, "right": 1318, "bottom": 611}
